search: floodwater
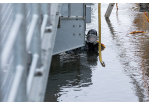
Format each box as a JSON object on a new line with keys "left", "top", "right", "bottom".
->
{"left": 44, "top": 3, "right": 149, "bottom": 102}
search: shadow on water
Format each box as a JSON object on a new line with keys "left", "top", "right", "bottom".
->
{"left": 105, "top": 8, "right": 149, "bottom": 101}
{"left": 44, "top": 50, "right": 98, "bottom": 102}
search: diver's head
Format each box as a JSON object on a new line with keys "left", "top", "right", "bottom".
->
{"left": 87, "top": 29, "right": 97, "bottom": 36}
{"left": 86, "top": 29, "right": 98, "bottom": 43}
{"left": 86, "top": 29, "right": 106, "bottom": 51}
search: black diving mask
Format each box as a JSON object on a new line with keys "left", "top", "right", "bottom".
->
{"left": 86, "top": 34, "right": 98, "bottom": 43}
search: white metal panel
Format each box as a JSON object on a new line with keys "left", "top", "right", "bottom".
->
{"left": 53, "top": 3, "right": 86, "bottom": 55}
{"left": 53, "top": 19, "right": 85, "bottom": 55}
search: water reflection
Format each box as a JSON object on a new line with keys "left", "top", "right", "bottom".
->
{"left": 105, "top": 18, "right": 115, "bottom": 36}
{"left": 44, "top": 50, "right": 98, "bottom": 102}
{"left": 105, "top": 4, "right": 149, "bottom": 101}
{"left": 132, "top": 9, "right": 149, "bottom": 102}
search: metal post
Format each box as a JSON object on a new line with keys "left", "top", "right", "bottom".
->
{"left": 27, "top": 54, "right": 39, "bottom": 96}
{"left": 41, "top": 3, "right": 49, "bottom": 39}
{"left": 27, "top": 4, "right": 42, "bottom": 100}
{"left": 7, "top": 65, "right": 24, "bottom": 102}
{"left": 48, "top": 4, "right": 51, "bottom": 26}
{"left": 83, "top": 3, "right": 85, "bottom": 18}
{"left": 1, "top": 14, "right": 23, "bottom": 70}
{"left": 68, "top": 3, "right": 71, "bottom": 17}
{"left": 26, "top": 14, "right": 38, "bottom": 50}
{"left": 105, "top": 3, "right": 115, "bottom": 18}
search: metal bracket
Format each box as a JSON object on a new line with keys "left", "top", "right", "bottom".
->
{"left": 35, "top": 66, "right": 44, "bottom": 76}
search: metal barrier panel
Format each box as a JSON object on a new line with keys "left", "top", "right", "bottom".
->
{"left": 0, "top": 3, "right": 27, "bottom": 102}
{"left": 0, "top": 3, "right": 55, "bottom": 102}
{"left": 53, "top": 3, "right": 86, "bottom": 55}
{"left": 61, "top": 3, "right": 69, "bottom": 16}
{"left": 70, "top": 3, "right": 84, "bottom": 16}
{"left": 12, "top": 4, "right": 27, "bottom": 102}
{"left": 86, "top": 4, "right": 91, "bottom": 23}
{"left": 0, "top": 3, "right": 88, "bottom": 101}
{"left": 0, "top": 3, "right": 15, "bottom": 101}
{"left": 29, "top": 3, "right": 61, "bottom": 101}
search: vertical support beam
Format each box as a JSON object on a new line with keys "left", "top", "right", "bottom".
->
{"left": 48, "top": 4, "right": 51, "bottom": 26}
{"left": 27, "top": 4, "right": 42, "bottom": 100}
{"left": 27, "top": 4, "right": 42, "bottom": 99}
{"left": 41, "top": 3, "right": 49, "bottom": 39}
{"left": 68, "top": 3, "right": 71, "bottom": 17}
{"left": 83, "top": 3, "right": 85, "bottom": 18}
{"left": 104, "top": 3, "right": 115, "bottom": 18}
{"left": 14, "top": 3, "right": 27, "bottom": 102}
{"left": 83, "top": 3, "right": 86, "bottom": 31}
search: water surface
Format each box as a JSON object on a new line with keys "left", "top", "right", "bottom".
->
{"left": 44, "top": 3, "right": 149, "bottom": 102}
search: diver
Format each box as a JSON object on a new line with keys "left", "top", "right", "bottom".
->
{"left": 65, "top": 29, "right": 106, "bottom": 67}
{"left": 65, "top": 29, "right": 105, "bottom": 53}
{"left": 85, "top": 29, "right": 105, "bottom": 52}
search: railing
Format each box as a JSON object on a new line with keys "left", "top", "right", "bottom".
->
{"left": 0, "top": 3, "right": 61, "bottom": 102}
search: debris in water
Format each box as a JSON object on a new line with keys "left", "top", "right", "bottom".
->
{"left": 129, "top": 31, "right": 147, "bottom": 34}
